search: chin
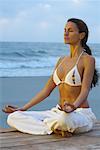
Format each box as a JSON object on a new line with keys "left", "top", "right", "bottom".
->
{"left": 64, "top": 38, "right": 70, "bottom": 44}
{"left": 64, "top": 40, "right": 70, "bottom": 44}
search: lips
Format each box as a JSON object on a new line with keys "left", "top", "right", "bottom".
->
{"left": 64, "top": 36, "right": 70, "bottom": 40}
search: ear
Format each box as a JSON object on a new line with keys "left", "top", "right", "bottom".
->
{"left": 80, "top": 32, "right": 85, "bottom": 40}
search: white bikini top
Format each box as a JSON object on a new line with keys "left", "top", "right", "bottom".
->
{"left": 53, "top": 51, "right": 84, "bottom": 86}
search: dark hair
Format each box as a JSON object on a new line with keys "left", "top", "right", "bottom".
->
{"left": 67, "top": 18, "right": 99, "bottom": 88}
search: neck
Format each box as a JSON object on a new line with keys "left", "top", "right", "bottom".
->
{"left": 69, "top": 44, "right": 83, "bottom": 58}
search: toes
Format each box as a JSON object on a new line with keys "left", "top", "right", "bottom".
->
{"left": 53, "top": 129, "right": 72, "bottom": 137}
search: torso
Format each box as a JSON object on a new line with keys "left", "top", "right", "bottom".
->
{"left": 55, "top": 53, "right": 89, "bottom": 109}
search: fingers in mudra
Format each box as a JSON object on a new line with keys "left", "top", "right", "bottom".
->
{"left": 2, "top": 105, "right": 18, "bottom": 113}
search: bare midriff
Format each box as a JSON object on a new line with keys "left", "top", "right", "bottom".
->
{"left": 58, "top": 83, "right": 89, "bottom": 109}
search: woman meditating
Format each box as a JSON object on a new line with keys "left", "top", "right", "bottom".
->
{"left": 3, "top": 18, "right": 99, "bottom": 137}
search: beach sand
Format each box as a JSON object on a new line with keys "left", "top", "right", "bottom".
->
{"left": 0, "top": 76, "right": 100, "bottom": 128}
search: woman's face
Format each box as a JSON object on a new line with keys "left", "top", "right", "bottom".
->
{"left": 64, "top": 21, "right": 81, "bottom": 45}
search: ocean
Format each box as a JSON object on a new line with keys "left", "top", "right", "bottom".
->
{"left": 0, "top": 42, "right": 100, "bottom": 77}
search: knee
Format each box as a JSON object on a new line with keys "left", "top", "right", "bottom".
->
{"left": 7, "top": 111, "right": 20, "bottom": 126}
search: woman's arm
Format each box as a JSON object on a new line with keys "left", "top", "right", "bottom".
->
{"left": 61, "top": 55, "right": 95, "bottom": 113}
{"left": 2, "top": 57, "right": 64, "bottom": 113}
{"left": 22, "top": 57, "right": 64, "bottom": 110}
{"left": 2, "top": 75, "right": 56, "bottom": 113}
{"left": 22, "top": 75, "right": 56, "bottom": 110}
{"left": 73, "top": 55, "right": 95, "bottom": 108}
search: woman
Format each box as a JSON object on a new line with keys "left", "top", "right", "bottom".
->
{"left": 3, "top": 18, "right": 99, "bottom": 137}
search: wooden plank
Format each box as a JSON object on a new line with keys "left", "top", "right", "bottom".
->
{"left": 0, "top": 121, "right": 100, "bottom": 150}
{"left": 0, "top": 132, "right": 32, "bottom": 138}
{"left": 1, "top": 129, "right": 99, "bottom": 140}
{"left": 0, "top": 134, "right": 62, "bottom": 143}
{"left": 1, "top": 129, "right": 100, "bottom": 148}
{"left": 1, "top": 136, "right": 100, "bottom": 150}
{"left": 0, "top": 136, "right": 67, "bottom": 148}
{"left": 0, "top": 127, "right": 17, "bottom": 133}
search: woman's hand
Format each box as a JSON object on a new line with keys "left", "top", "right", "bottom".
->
{"left": 2, "top": 105, "right": 25, "bottom": 114}
{"left": 61, "top": 102, "right": 77, "bottom": 113}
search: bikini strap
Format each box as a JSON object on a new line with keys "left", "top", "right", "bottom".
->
{"left": 76, "top": 51, "right": 84, "bottom": 65}
{"left": 56, "top": 50, "right": 84, "bottom": 70}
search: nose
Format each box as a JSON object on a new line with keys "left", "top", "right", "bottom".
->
{"left": 65, "top": 31, "right": 69, "bottom": 36}
{"left": 64, "top": 31, "right": 69, "bottom": 36}
{"left": 64, "top": 28, "right": 69, "bottom": 36}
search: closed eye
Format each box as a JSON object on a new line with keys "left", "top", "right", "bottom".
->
{"left": 64, "top": 28, "right": 73, "bottom": 32}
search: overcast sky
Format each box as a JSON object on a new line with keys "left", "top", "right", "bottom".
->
{"left": 0, "top": 0, "right": 100, "bottom": 43}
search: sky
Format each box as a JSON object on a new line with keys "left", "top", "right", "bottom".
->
{"left": 0, "top": 0, "right": 100, "bottom": 43}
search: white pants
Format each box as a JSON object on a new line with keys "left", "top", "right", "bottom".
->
{"left": 7, "top": 105, "right": 96, "bottom": 135}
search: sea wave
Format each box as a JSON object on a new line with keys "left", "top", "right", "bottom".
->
{"left": 0, "top": 50, "right": 48, "bottom": 60}
{"left": 0, "top": 56, "right": 59, "bottom": 69}
{"left": 0, "top": 42, "right": 100, "bottom": 77}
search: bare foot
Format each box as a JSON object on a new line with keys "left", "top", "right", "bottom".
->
{"left": 53, "top": 129, "right": 72, "bottom": 137}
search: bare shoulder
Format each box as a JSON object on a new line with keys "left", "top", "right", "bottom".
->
{"left": 55, "top": 56, "right": 65, "bottom": 69}
{"left": 83, "top": 53, "right": 95, "bottom": 67}
{"left": 57, "top": 56, "right": 65, "bottom": 63}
